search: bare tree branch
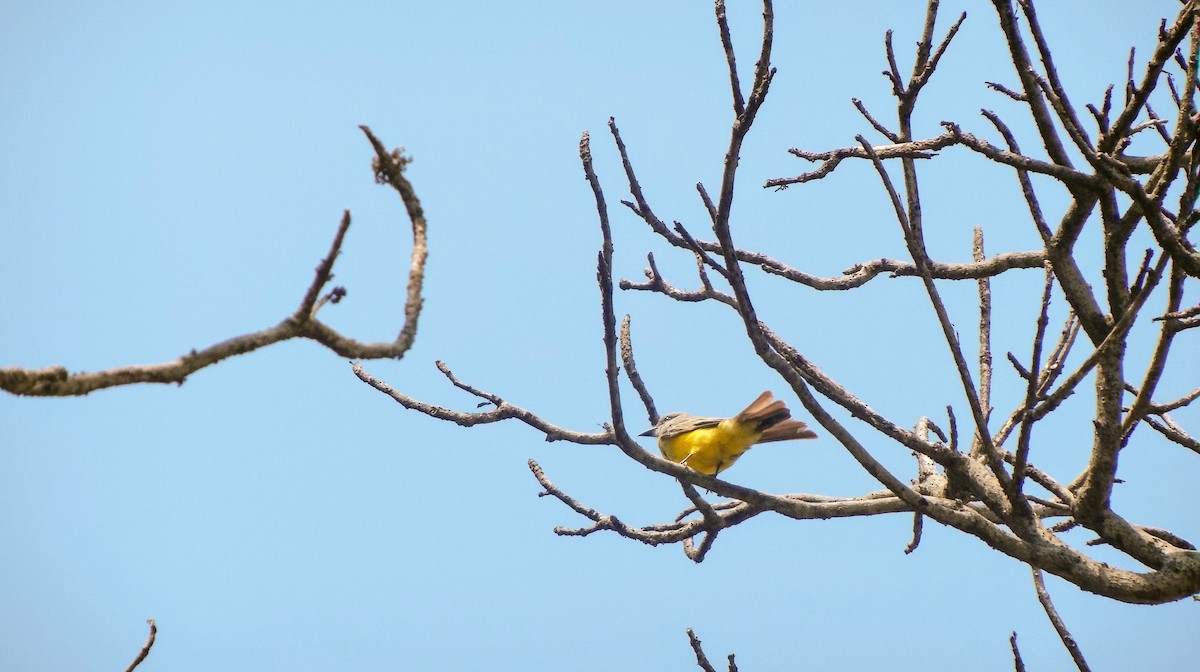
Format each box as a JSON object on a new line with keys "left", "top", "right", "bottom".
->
{"left": 1032, "top": 569, "right": 1093, "bottom": 672}
{"left": 853, "top": 97, "right": 900, "bottom": 142}
{"left": 352, "top": 362, "right": 612, "bottom": 444}
{"left": 124, "top": 620, "right": 156, "bottom": 672}
{"left": 1010, "top": 631, "right": 1026, "bottom": 672}
{"left": 686, "top": 628, "right": 721, "bottom": 672}
{"left": 714, "top": 0, "right": 745, "bottom": 118}
{"left": 768, "top": 133, "right": 955, "bottom": 187}
{"left": 620, "top": 316, "right": 658, "bottom": 425}
{"left": 976, "top": 228, "right": 994, "bottom": 429}
{"left": 2, "top": 127, "right": 428, "bottom": 396}
{"left": 1010, "top": 265, "right": 1056, "bottom": 495}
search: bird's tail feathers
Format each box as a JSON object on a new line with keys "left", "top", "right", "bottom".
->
{"left": 737, "top": 391, "right": 818, "bottom": 442}
{"left": 736, "top": 391, "right": 791, "bottom": 432}
{"left": 757, "top": 419, "right": 818, "bottom": 443}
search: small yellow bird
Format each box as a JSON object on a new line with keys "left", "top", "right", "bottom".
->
{"left": 639, "top": 391, "right": 817, "bottom": 475}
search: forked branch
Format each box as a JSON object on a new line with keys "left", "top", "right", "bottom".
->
{"left": 2, "top": 126, "right": 428, "bottom": 396}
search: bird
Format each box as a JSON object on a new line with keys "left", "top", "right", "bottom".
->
{"left": 639, "top": 391, "right": 817, "bottom": 475}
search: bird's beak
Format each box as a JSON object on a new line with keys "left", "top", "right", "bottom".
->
{"left": 638, "top": 427, "right": 656, "bottom": 437}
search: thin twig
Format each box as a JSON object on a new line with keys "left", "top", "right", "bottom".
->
{"left": 975, "top": 227, "right": 993, "bottom": 424}
{"left": 762, "top": 250, "right": 1046, "bottom": 290}
{"left": 714, "top": 0, "right": 745, "bottom": 117}
{"left": 353, "top": 362, "right": 612, "bottom": 444}
{"left": 1144, "top": 415, "right": 1200, "bottom": 454}
{"left": 770, "top": 133, "right": 956, "bottom": 187}
{"left": 987, "top": 80, "right": 1027, "bottom": 101}
{"left": 941, "top": 121, "right": 1097, "bottom": 189}
{"left": 687, "top": 629, "right": 719, "bottom": 672}
{"left": 582, "top": 128, "right": 634, "bottom": 447}
{"left": 905, "top": 511, "right": 924, "bottom": 554}
{"left": 620, "top": 316, "right": 658, "bottom": 424}
{"left": 1149, "top": 385, "right": 1200, "bottom": 413}
{"left": 1122, "top": 262, "right": 1187, "bottom": 443}
{"left": 1011, "top": 265, "right": 1056, "bottom": 495}
{"left": 1010, "top": 632, "right": 1026, "bottom": 672}
{"left": 531, "top": 460, "right": 705, "bottom": 546}
{"left": 990, "top": 0, "right": 1076, "bottom": 168}
{"left": 1032, "top": 568, "right": 1092, "bottom": 672}
{"left": 853, "top": 97, "right": 900, "bottom": 142}
{"left": 1020, "top": 0, "right": 1095, "bottom": 157}
{"left": 298, "top": 209, "right": 351, "bottom": 317}
{"left": 124, "top": 620, "right": 157, "bottom": 672}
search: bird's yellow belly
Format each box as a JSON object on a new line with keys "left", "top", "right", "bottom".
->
{"left": 658, "top": 421, "right": 760, "bottom": 475}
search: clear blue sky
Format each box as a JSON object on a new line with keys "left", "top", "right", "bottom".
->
{"left": 2, "top": 1, "right": 1196, "bottom": 670}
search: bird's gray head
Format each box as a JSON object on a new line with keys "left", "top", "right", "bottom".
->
{"left": 639, "top": 412, "right": 685, "bottom": 437}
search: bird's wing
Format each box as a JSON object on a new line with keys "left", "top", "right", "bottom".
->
{"left": 657, "top": 415, "right": 723, "bottom": 439}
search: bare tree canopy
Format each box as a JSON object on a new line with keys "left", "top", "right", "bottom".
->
{"left": 359, "top": 0, "right": 1200, "bottom": 615}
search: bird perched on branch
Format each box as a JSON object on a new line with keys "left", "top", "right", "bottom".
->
{"left": 639, "top": 391, "right": 817, "bottom": 476}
